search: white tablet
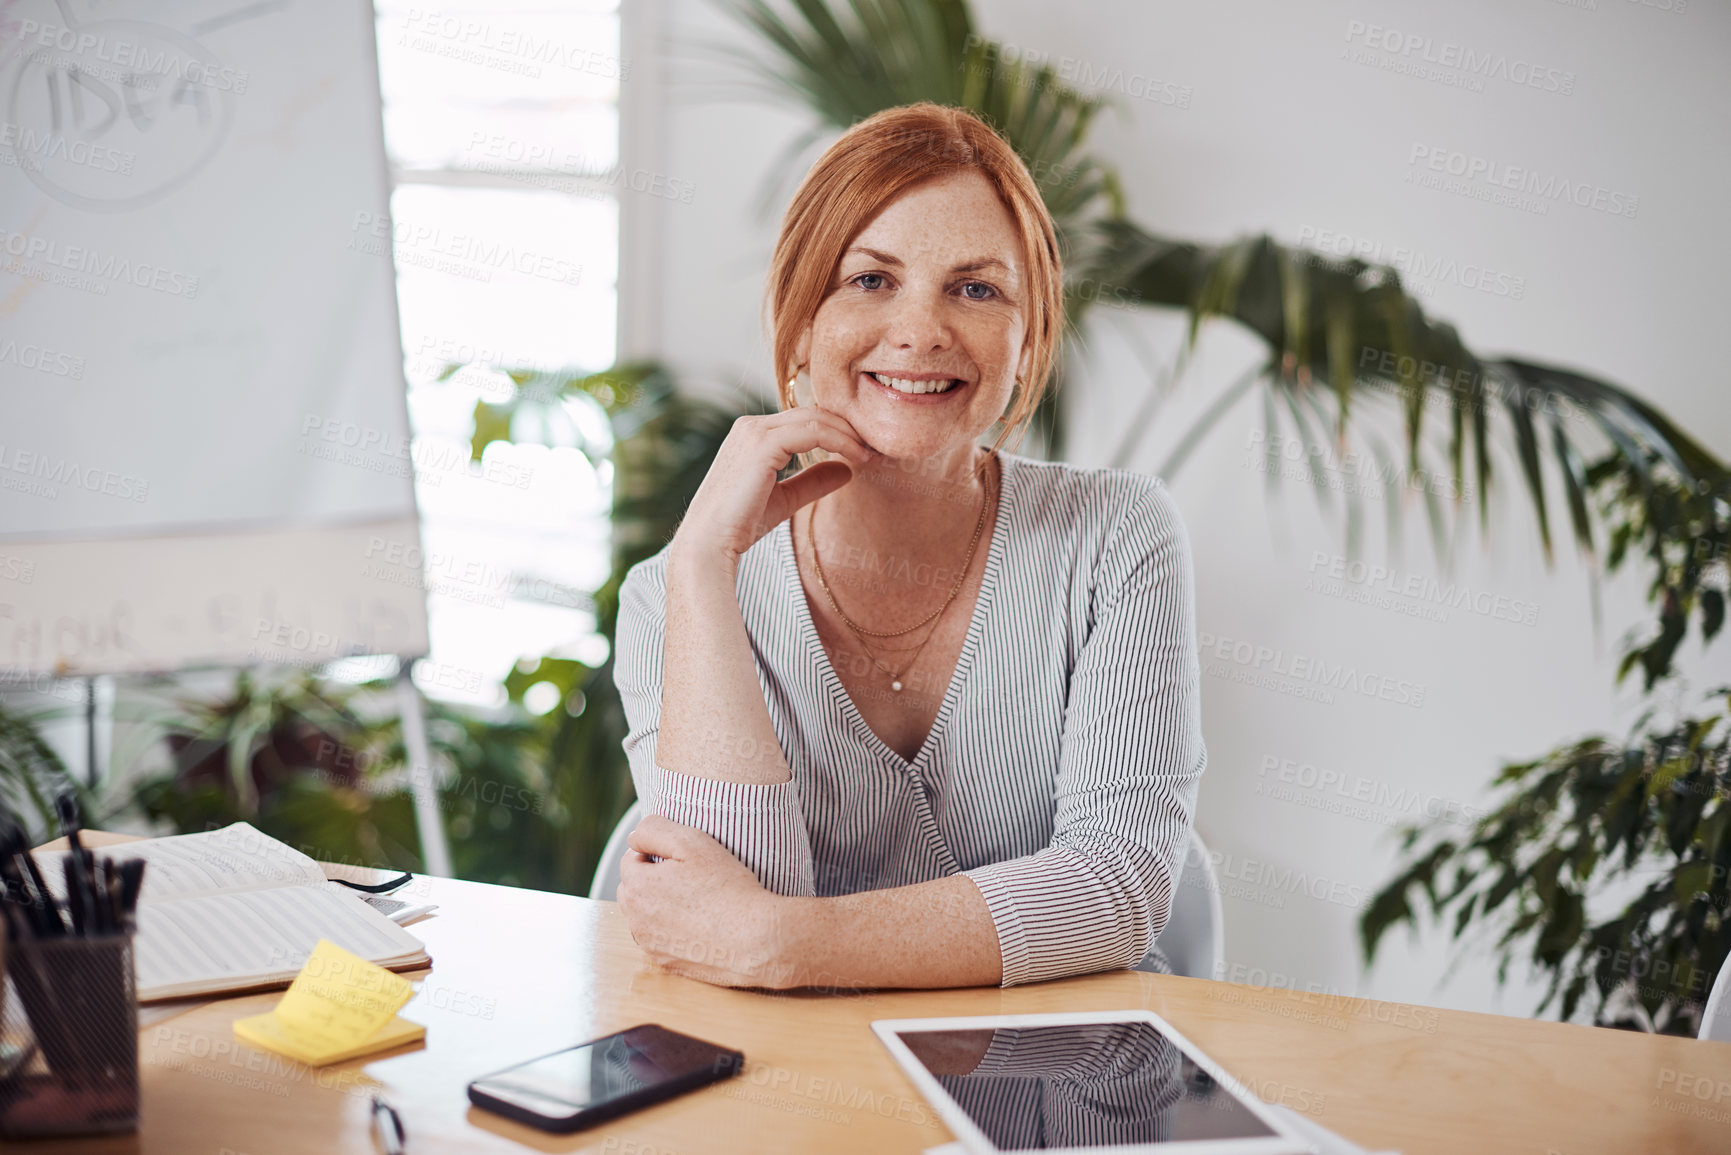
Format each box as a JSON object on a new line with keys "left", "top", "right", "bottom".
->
{"left": 873, "top": 1010, "right": 1317, "bottom": 1155}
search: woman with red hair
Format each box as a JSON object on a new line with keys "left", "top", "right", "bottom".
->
{"left": 612, "top": 103, "right": 1204, "bottom": 991}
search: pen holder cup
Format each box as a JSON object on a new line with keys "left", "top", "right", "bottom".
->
{"left": 0, "top": 930, "right": 139, "bottom": 1137}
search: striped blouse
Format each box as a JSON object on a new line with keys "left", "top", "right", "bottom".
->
{"left": 613, "top": 450, "right": 1206, "bottom": 988}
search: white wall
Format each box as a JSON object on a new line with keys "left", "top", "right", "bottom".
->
{"left": 627, "top": 0, "right": 1731, "bottom": 1019}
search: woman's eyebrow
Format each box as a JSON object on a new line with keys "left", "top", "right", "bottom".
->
{"left": 843, "top": 246, "right": 1013, "bottom": 276}
{"left": 953, "top": 257, "right": 1011, "bottom": 275}
{"left": 845, "top": 246, "right": 903, "bottom": 265}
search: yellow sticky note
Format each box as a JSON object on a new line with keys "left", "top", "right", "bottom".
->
{"left": 234, "top": 1009, "right": 424, "bottom": 1067}
{"left": 233, "top": 939, "right": 419, "bottom": 1066}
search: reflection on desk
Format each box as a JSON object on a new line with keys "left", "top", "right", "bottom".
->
{"left": 902, "top": 1021, "right": 1279, "bottom": 1149}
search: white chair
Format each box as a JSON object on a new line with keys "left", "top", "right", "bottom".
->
{"left": 590, "top": 802, "right": 1226, "bottom": 982}
{"left": 1701, "top": 956, "right": 1731, "bottom": 1042}
{"left": 589, "top": 798, "right": 644, "bottom": 901}
{"left": 1138, "top": 827, "right": 1226, "bottom": 981}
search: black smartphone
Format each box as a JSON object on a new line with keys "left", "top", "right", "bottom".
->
{"left": 466, "top": 1024, "right": 744, "bottom": 1133}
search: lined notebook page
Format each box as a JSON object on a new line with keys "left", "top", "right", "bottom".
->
{"left": 34, "top": 822, "right": 327, "bottom": 901}
{"left": 135, "top": 885, "right": 427, "bottom": 1001}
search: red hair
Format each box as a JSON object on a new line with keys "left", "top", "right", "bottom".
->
{"left": 765, "top": 103, "right": 1063, "bottom": 455}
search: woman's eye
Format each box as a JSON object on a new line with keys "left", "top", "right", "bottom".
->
{"left": 960, "top": 281, "right": 997, "bottom": 301}
{"left": 852, "top": 273, "right": 887, "bottom": 291}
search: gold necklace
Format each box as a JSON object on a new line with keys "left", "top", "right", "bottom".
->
{"left": 808, "top": 451, "right": 997, "bottom": 691}
{"left": 810, "top": 450, "right": 995, "bottom": 638}
{"left": 848, "top": 618, "right": 944, "bottom": 693}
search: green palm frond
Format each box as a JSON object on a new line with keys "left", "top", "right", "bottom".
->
{"left": 718, "top": 0, "right": 1121, "bottom": 244}
{"left": 1083, "top": 219, "right": 1728, "bottom": 567}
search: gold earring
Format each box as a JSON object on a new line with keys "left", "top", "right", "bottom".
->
{"left": 790, "top": 367, "right": 814, "bottom": 408}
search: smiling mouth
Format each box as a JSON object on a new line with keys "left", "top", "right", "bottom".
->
{"left": 867, "top": 371, "right": 964, "bottom": 395}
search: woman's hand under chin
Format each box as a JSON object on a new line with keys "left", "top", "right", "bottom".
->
{"left": 669, "top": 408, "right": 876, "bottom": 575}
{"left": 615, "top": 814, "right": 802, "bottom": 989}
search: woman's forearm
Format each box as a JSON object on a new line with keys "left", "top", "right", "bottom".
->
{"left": 779, "top": 873, "right": 1003, "bottom": 989}
{"left": 658, "top": 544, "right": 792, "bottom": 785}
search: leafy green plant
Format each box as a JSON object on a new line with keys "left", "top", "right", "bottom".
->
{"left": 394, "top": 686, "right": 558, "bottom": 889}
{"left": 1362, "top": 692, "right": 1731, "bottom": 1036}
{"left": 0, "top": 697, "right": 90, "bottom": 843}
{"left": 1591, "top": 450, "right": 1730, "bottom": 694}
{"left": 464, "top": 362, "right": 765, "bottom": 891}
{"left": 128, "top": 668, "right": 425, "bottom": 873}
{"left": 1363, "top": 463, "right": 1731, "bottom": 1034}
{"left": 124, "top": 662, "right": 604, "bottom": 888}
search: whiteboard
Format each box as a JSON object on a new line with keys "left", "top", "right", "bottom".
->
{"left": 0, "top": 0, "right": 428, "bottom": 675}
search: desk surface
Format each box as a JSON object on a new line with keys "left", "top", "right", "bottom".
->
{"left": 15, "top": 835, "right": 1731, "bottom": 1155}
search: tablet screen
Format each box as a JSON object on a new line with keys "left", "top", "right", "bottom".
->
{"left": 894, "top": 1021, "right": 1278, "bottom": 1150}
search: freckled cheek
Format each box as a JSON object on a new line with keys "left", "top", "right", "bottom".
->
{"left": 957, "top": 318, "right": 1024, "bottom": 386}
{"left": 810, "top": 306, "right": 879, "bottom": 373}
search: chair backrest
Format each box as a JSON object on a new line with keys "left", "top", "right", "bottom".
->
{"left": 1144, "top": 826, "right": 1225, "bottom": 981}
{"left": 590, "top": 802, "right": 1226, "bottom": 984}
{"left": 589, "top": 798, "right": 645, "bottom": 901}
{"left": 1701, "top": 956, "right": 1731, "bottom": 1042}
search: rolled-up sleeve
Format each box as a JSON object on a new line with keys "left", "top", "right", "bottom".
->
{"left": 614, "top": 557, "right": 817, "bottom": 897}
{"left": 963, "top": 480, "right": 1205, "bottom": 987}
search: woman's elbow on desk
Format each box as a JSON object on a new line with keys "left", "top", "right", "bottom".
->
{"left": 616, "top": 814, "right": 799, "bottom": 989}
{"left": 619, "top": 829, "right": 1005, "bottom": 992}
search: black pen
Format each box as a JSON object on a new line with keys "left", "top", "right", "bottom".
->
{"left": 56, "top": 792, "right": 95, "bottom": 936}
{"left": 118, "top": 858, "right": 146, "bottom": 930}
{"left": 89, "top": 855, "right": 111, "bottom": 934}
{"left": 64, "top": 857, "right": 88, "bottom": 934}
{"left": 371, "top": 1095, "right": 406, "bottom": 1155}
{"left": 56, "top": 792, "right": 83, "bottom": 851}
{"left": 104, "top": 858, "right": 123, "bottom": 932}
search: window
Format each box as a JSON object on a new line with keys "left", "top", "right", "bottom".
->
{"left": 371, "top": 0, "right": 624, "bottom": 708}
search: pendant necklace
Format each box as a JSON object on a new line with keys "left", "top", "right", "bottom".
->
{"left": 807, "top": 450, "right": 997, "bottom": 692}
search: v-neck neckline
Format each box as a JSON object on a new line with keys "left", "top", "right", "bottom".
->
{"left": 781, "top": 450, "right": 1015, "bottom": 774}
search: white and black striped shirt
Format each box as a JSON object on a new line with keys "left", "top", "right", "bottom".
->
{"left": 614, "top": 451, "right": 1206, "bottom": 987}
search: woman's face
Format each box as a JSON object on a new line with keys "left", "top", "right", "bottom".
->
{"left": 796, "top": 169, "right": 1031, "bottom": 464}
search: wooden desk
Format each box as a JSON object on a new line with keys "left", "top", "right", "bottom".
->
{"left": 15, "top": 839, "right": 1731, "bottom": 1154}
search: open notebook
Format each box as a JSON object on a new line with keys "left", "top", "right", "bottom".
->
{"left": 34, "top": 822, "right": 431, "bottom": 1002}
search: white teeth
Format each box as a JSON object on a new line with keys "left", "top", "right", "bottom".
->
{"left": 871, "top": 372, "right": 957, "bottom": 395}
